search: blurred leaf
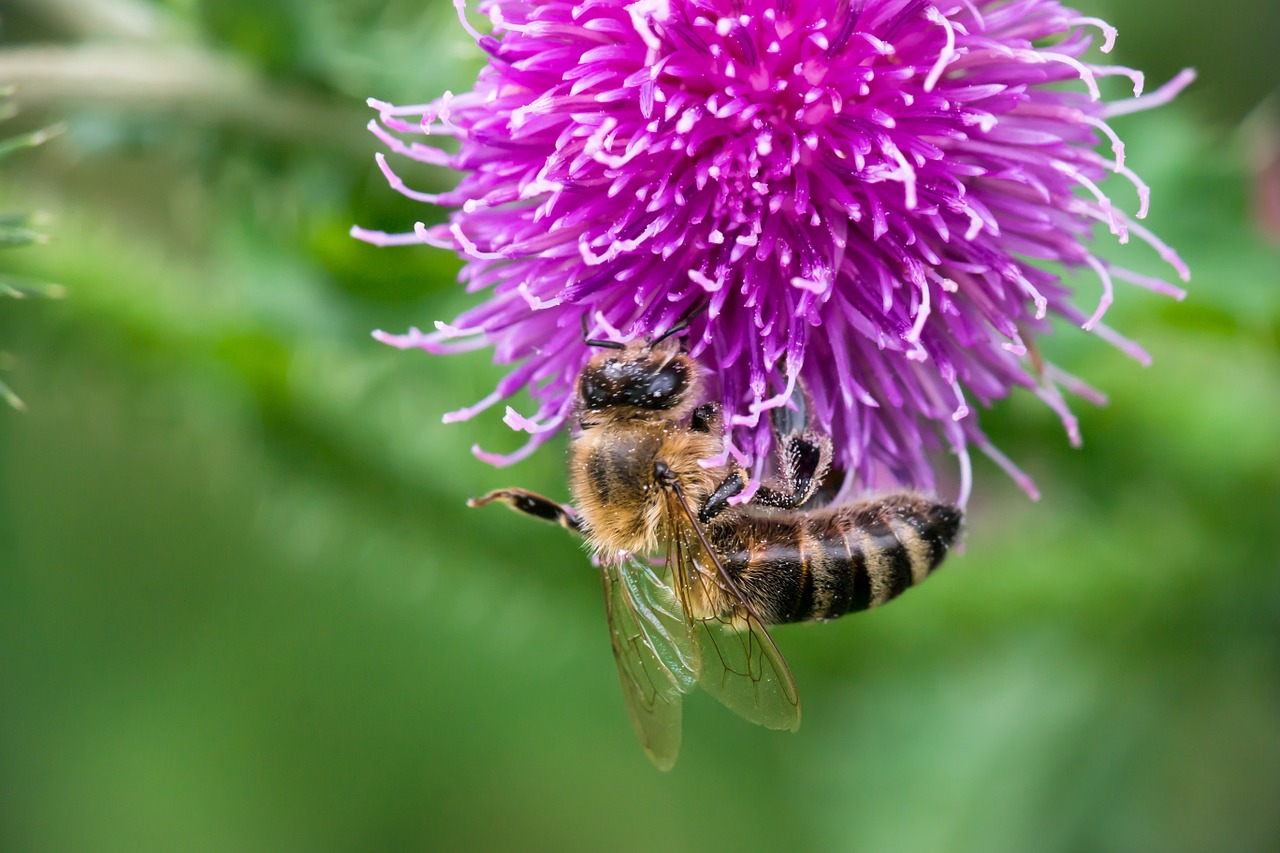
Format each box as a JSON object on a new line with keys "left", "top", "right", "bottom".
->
{"left": 196, "top": 0, "right": 305, "bottom": 78}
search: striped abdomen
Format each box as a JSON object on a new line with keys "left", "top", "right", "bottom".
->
{"left": 714, "top": 494, "right": 962, "bottom": 625}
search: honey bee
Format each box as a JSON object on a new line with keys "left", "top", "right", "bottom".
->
{"left": 470, "top": 331, "right": 962, "bottom": 769}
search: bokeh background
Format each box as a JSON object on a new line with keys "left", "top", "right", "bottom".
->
{"left": 1, "top": 1, "right": 1278, "bottom": 851}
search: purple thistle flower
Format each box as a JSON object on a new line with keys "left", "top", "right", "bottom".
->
{"left": 355, "top": 0, "right": 1194, "bottom": 504}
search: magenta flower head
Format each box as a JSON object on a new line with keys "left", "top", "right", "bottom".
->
{"left": 355, "top": 0, "right": 1194, "bottom": 503}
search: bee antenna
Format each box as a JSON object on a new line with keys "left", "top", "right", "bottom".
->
{"left": 648, "top": 299, "right": 708, "bottom": 347}
{"left": 581, "top": 313, "right": 625, "bottom": 350}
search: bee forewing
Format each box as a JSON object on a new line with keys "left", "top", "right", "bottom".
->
{"left": 694, "top": 616, "right": 801, "bottom": 731}
{"left": 666, "top": 494, "right": 802, "bottom": 733}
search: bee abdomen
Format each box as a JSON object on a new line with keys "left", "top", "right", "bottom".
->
{"left": 813, "top": 496, "right": 961, "bottom": 621}
{"left": 723, "top": 496, "right": 962, "bottom": 625}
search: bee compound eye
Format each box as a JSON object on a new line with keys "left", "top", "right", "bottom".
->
{"left": 641, "top": 361, "right": 687, "bottom": 408}
{"left": 581, "top": 374, "right": 608, "bottom": 409}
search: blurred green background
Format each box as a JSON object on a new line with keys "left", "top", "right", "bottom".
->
{"left": 1, "top": 1, "right": 1278, "bottom": 851}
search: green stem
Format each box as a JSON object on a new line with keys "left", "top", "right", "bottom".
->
{"left": 0, "top": 45, "right": 369, "bottom": 157}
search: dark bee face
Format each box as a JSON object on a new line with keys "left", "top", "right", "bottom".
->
{"left": 579, "top": 352, "right": 691, "bottom": 413}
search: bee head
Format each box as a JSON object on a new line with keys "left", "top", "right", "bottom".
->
{"left": 578, "top": 343, "right": 697, "bottom": 418}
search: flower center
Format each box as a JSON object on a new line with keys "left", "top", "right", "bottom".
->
{"left": 632, "top": 4, "right": 931, "bottom": 279}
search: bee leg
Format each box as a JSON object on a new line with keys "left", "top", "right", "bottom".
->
{"left": 690, "top": 402, "right": 720, "bottom": 434}
{"left": 756, "top": 384, "right": 833, "bottom": 508}
{"left": 698, "top": 469, "right": 747, "bottom": 524}
{"left": 468, "top": 488, "right": 582, "bottom": 535}
{"left": 753, "top": 432, "right": 833, "bottom": 510}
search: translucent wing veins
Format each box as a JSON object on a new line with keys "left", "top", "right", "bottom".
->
{"left": 664, "top": 484, "right": 802, "bottom": 732}
{"left": 600, "top": 555, "right": 698, "bottom": 770}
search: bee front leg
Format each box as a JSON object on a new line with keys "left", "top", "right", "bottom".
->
{"left": 468, "top": 488, "right": 582, "bottom": 535}
{"left": 689, "top": 401, "right": 748, "bottom": 523}
{"left": 698, "top": 469, "right": 748, "bottom": 524}
{"left": 690, "top": 402, "right": 720, "bottom": 434}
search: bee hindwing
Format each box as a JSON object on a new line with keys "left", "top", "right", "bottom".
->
{"left": 600, "top": 557, "right": 698, "bottom": 770}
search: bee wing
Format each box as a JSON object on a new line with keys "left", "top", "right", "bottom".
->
{"left": 665, "top": 492, "right": 802, "bottom": 733}
{"left": 600, "top": 555, "right": 699, "bottom": 770}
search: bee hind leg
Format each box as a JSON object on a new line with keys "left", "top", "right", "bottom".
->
{"left": 695, "top": 405, "right": 836, "bottom": 521}
{"left": 468, "top": 488, "right": 582, "bottom": 534}
{"left": 754, "top": 431, "right": 833, "bottom": 510}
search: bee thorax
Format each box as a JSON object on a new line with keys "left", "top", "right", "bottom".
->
{"left": 569, "top": 422, "right": 723, "bottom": 556}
